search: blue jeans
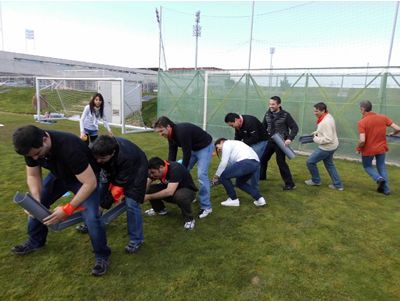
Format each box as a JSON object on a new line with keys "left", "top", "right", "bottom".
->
{"left": 27, "top": 173, "right": 111, "bottom": 260}
{"left": 125, "top": 197, "right": 144, "bottom": 245}
{"left": 219, "top": 159, "right": 262, "bottom": 200}
{"left": 306, "top": 148, "right": 343, "bottom": 188}
{"left": 250, "top": 140, "right": 268, "bottom": 188}
{"left": 188, "top": 143, "right": 213, "bottom": 210}
{"left": 362, "top": 153, "right": 390, "bottom": 194}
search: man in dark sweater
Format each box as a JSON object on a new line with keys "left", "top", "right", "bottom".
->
{"left": 144, "top": 157, "right": 198, "bottom": 230}
{"left": 91, "top": 135, "right": 148, "bottom": 254}
{"left": 12, "top": 125, "right": 111, "bottom": 276}
{"left": 224, "top": 112, "right": 268, "bottom": 161}
{"left": 153, "top": 116, "right": 213, "bottom": 219}
{"left": 261, "top": 96, "right": 299, "bottom": 190}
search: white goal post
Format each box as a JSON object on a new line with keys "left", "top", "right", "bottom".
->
{"left": 34, "top": 77, "right": 152, "bottom": 134}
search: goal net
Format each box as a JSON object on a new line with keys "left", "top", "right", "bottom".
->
{"left": 35, "top": 77, "right": 152, "bottom": 134}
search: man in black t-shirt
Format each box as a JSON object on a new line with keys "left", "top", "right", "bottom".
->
{"left": 144, "top": 157, "right": 198, "bottom": 230}
{"left": 12, "top": 125, "right": 111, "bottom": 276}
{"left": 153, "top": 116, "right": 213, "bottom": 219}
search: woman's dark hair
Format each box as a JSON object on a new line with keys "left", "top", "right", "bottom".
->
{"left": 91, "top": 135, "right": 118, "bottom": 157}
{"left": 148, "top": 157, "right": 166, "bottom": 169}
{"left": 153, "top": 116, "right": 175, "bottom": 128}
{"left": 89, "top": 93, "right": 105, "bottom": 118}
{"left": 13, "top": 125, "right": 47, "bottom": 155}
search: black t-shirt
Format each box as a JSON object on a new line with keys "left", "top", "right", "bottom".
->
{"left": 25, "top": 130, "right": 99, "bottom": 183}
{"left": 166, "top": 162, "right": 198, "bottom": 192}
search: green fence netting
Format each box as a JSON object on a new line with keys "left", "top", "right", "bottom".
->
{"left": 158, "top": 68, "right": 400, "bottom": 164}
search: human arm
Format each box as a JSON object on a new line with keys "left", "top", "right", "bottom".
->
{"left": 102, "top": 114, "right": 113, "bottom": 136}
{"left": 144, "top": 182, "right": 179, "bottom": 201}
{"left": 285, "top": 113, "right": 299, "bottom": 145}
{"left": 79, "top": 106, "right": 89, "bottom": 139}
{"left": 26, "top": 166, "right": 42, "bottom": 202}
{"left": 388, "top": 122, "right": 400, "bottom": 136}
{"left": 43, "top": 164, "right": 97, "bottom": 225}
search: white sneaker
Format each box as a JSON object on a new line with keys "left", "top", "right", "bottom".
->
{"left": 221, "top": 198, "right": 240, "bottom": 207}
{"left": 328, "top": 184, "right": 344, "bottom": 191}
{"left": 184, "top": 219, "right": 195, "bottom": 230}
{"left": 198, "top": 208, "right": 212, "bottom": 219}
{"left": 253, "top": 197, "right": 267, "bottom": 207}
{"left": 304, "top": 179, "right": 321, "bottom": 186}
{"left": 145, "top": 208, "right": 168, "bottom": 216}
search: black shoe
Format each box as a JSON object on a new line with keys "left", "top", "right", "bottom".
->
{"left": 376, "top": 178, "right": 386, "bottom": 193}
{"left": 125, "top": 241, "right": 142, "bottom": 254}
{"left": 75, "top": 224, "right": 89, "bottom": 234}
{"left": 283, "top": 184, "right": 296, "bottom": 191}
{"left": 11, "top": 242, "right": 42, "bottom": 255}
{"left": 91, "top": 258, "right": 109, "bottom": 276}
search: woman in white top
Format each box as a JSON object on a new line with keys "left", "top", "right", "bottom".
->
{"left": 79, "top": 93, "right": 113, "bottom": 145}
{"left": 212, "top": 138, "right": 266, "bottom": 207}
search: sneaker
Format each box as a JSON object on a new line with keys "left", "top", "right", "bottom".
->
{"left": 125, "top": 241, "right": 143, "bottom": 254}
{"left": 282, "top": 184, "right": 296, "bottom": 191}
{"left": 75, "top": 224, "right": 89, "bottom": 234}
{"left": 198, "top": 208, "right": 213, "bottom": 219}
{"left": 376, "top": 178, "right": 386, "bottom": 193}
{"left": 91, "top": 258, "right": 109, "bottom": 276}
{"left": 184, "top": 219, "right": 195, "bottom": 230}
{"left": 221, "top": 198, "right": 240, "bottom": 207}
{"left": 11, "top": 242, "right": 42, "bottom": 255}
{"left": 304, "top": 179, "right": 321, "bottom": 186}
{"left": 328, "top": 184, "right": 344, "bottom": 191}
{"left": 253, "top": 197, "right": 267, "bottom": 207}
{"left": 144, "top": 208, "right": 168, "bottom": 216}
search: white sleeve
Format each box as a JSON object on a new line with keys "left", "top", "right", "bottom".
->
{"left": 102, "top": 114, "right": 111, "bottom": 132}
{"left": 80, "top": 106, "right": 89, "bottom": 133}
{"left": 215, "top": 144, "right": 231, "bottom": 177}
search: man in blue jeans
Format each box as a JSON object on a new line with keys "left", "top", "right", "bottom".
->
{"left": 12, "top": 125, "right": 111, "bottom": 276}
{"left": 304, "top": 102, "right": 344, "bottom": 190}
{"left": 357, "top": 100, "right": 400, "bottom": 195}
{"left": 153, "top": 116, "right": 213, "bottom": 219}
{"left": 91, "top": 135, "right": 147, "bottom": 253}
{"left": 212, "top": 138, "right": 266, "bottom": 207}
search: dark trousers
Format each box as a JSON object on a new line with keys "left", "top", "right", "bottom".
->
{"left": 260, "top": 141, "right": 295, "bottom": 186}
{"left": 147, "top": 184, "right": 195, "bottom": 221}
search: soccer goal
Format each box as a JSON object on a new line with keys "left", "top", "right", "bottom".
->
{"left": 34, "top": 77, "right": 152, "bottom": 134}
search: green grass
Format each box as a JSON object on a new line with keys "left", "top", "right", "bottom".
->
{"left": 0, "top": 110, "right": 400, "bottom": 299}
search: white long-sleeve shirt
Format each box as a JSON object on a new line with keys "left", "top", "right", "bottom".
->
{"left": 79, "top": 105, "right": 111, "bottom": 133}
{"left": 215, "top": 140, "right": 259, "bottom": 177}
{"left": 313, "top": 113, "right": 339, "bottom": 151}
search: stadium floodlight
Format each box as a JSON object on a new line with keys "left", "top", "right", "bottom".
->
{"left": 193, "top": 10, "right": 201, "bottom": 70}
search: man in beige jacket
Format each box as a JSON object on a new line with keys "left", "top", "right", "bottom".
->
{"left": 304, "top": 102, "right": 344, "bottom": 190}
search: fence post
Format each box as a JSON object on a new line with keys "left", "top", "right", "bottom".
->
{"left": 299, "top": 73, "right": 310, "bottom": 147}
{"left": 202, "top": 71, "right": 209, "bottom": 131}
{"left": 378, "top": 71, "right": 388, "bottom": 115}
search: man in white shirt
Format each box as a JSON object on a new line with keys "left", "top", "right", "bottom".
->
{"left": 304, "top": 102, "right": 344, "bottom": 190}
{"left": 212, "top": 138, "right": 267, "bottom": 207}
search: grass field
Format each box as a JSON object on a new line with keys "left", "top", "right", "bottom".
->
{"left": 0, "top": 96, "right": 400, "bottom": 300}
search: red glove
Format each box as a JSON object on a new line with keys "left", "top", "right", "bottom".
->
{"left": 109, "top": 184, "right": 125, "bottom": 204}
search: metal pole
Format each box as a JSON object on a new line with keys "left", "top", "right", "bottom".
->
{"left": 156, "top": 7, "right": 162, "bottom": 72}
{"left": 193, "top": 11, "right": 201, "bottom": 70}
{"left": 160, "top": 7, "right": 167, "bottom": 70}
{"left": 247, "top": 1, "right": 255, "bottom": 71}
{"left": 269, "top": 47, "right": 275, "bottom": 88}
{"left": 387, "top": 1, "right": 399, "bottom": 67}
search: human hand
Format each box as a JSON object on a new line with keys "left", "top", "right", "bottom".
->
{"left": 43, "top": 206, "right": 67, "bottom": 225}
{"left": 284, "top": 139, "right": 292, "bottom": 146}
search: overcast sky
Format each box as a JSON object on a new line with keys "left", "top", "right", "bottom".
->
{"left": 1, "top": 1, "right": 399, "bottom": 70}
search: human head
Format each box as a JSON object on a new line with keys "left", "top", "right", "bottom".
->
{"left": 148, "top": 156, "right": 167, "bottom": 179}
{"left": 313, "top": 102, "right": 327, "bottom": 118}
{"left": 89, "top": 93, "right": 105, "bottom": 117}
{"left": 269, "top": 96, "right": 281, "bottom": 112}
{"left": 224, "top": 113, "right": 241, "bottom": 129}
{"left": 91, "top": 135, "right": 118, "bottom": 164}
{"left": 12, "top": 125, "right": 51, "bottom": 159}
{"left": 214, "top": 137, "right": 227, "bottom": 157}
{"left": 359, "top": 100, "right": 372, "bottom": 114}
{"left": 153, "top": 116, "right": 175, "bottom": 138}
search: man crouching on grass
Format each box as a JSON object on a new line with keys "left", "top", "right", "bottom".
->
{"left": 11, "top": 125, "right": 111, "bottom": 276}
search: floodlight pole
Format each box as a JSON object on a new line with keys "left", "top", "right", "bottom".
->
{"left": 387, "top": 1, "right": 399, "bottom": 67}
{"left": 269, "top": 47, "right": 275, "bottom": 87}
{"left": 193, "top": 11, "right": 201, "bottom": 70}
{"left": 0, "top": 2, "right": 4, "bottom": 51}
{"left": 155, "top": 7, "right": 167, "bottom": 71}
